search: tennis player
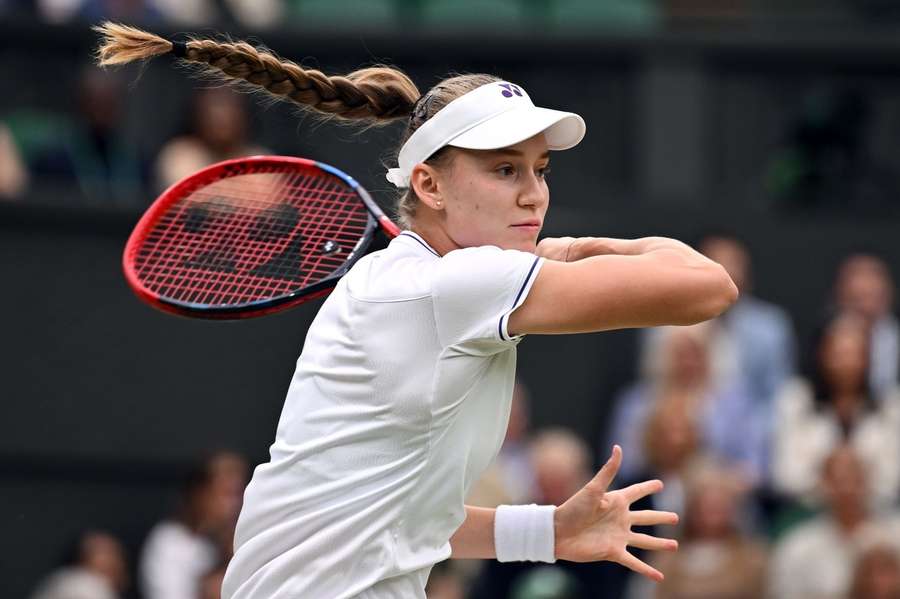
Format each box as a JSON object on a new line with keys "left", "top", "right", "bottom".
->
{"left": 95, "top": 23, "right": 739, "bottom": 599}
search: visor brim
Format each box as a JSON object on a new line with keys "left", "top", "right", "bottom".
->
{"left": 446, "top": 106, "right": 585, "bottom": 152}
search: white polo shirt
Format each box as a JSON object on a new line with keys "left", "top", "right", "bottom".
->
{"left": 222, "top": 231, "right": 544, "bottom": 599}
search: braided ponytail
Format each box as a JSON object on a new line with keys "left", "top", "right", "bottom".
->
{"left": 95, "top": 22, "right": 504, "bottom": 228}
{"left": 93, "top": 22, "right": 420, "bottom": 125}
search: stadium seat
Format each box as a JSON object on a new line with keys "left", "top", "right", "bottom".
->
{"left": 418, "top": 0, "right": 527, "bottom": 28}
{"left": 286, "top": 0, "right": 397, "bottom": 29}
{"left": 549, "top": 0, "right": 662, "bottom": 31}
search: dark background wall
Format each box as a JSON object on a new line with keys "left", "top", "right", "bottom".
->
{"left": 4, "top": 17, "right": 900, "bottom": 598}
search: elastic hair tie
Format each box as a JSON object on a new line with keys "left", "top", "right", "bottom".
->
{"left": 170, "top": 39, "right": 188, "bottom": 58}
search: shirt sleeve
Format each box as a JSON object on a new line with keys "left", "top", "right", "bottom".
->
{"left": 432, "top": 245, "right": 544, "bottom": 352}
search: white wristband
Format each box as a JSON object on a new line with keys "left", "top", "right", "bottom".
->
{"left": 494, "top": 504, "right": 557, "bottom": 563}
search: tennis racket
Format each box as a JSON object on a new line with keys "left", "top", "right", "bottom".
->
{"left": 123, "top": 156, "right": 401, "bottom": 319}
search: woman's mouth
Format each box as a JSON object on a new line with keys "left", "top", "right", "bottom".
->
{"left": 511, "top": 221, "right": 541, "bottom": 233}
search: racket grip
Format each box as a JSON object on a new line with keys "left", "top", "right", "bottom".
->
{"left": 378, "top": 215, "right": 401, "bottom": 238}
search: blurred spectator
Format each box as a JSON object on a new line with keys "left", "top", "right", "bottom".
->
{"left": 511, "top": 565, "right": 585, "bottom": 599}
{"left": 470, "top": 429, "right": 606, "bottom": 599}
{"left": 153, "top": 0, "right": 284, "bottom": 28}
{"left": 604, "top": 395, "right": 705, "bottom": 599}
{"left": 610, "top": 323, "right": 765, "bottom": 486}
{"left": 467, "top": 381, "right": 537, "bottom": 507}
{"left": 27, "top": 66, "right": 149, "bottom": 204}
{"left": 641, "top": 233, "right": 795, "bottom": 414}
{"left": 37, "top": 0, "right": 163, "bottom": 24}
{"left": 38, "top": 0, "right": 284, "bottom": 27}
{"left": 155, "top": 87, "right": 269, "bottom": 191}
{"left": 769, "top": 444, "right": 900, "bottom": 599}
{"left": 425, "top": 559, "right": 467, "bottom": 599}
{"left": 772, "top": 313, "right": 900, "bottom": 507}
{"left": 30, "top": 530, "right": 129, "bottom": 599}
{"left": 529, "top": 428, "right": 592, "bottom": 507}
{"left": 626, "top": 463, "right": 765, "bottom": 599}
{"left": 199, "top": 563, "right": 228, "bottom": 599}
{"left": 848, "top": 545, "right": 900, "bottom": 599}
{"left": 139, "top": 451, "right": 248, "bottom": 599}
{"left": 636, "top": 396, "right": 703, "bottom": 519}
{"left": 699, "top": 234, "right": 795, "bottom": 408}
{"left": 222, "top": 0, "right": 284, "bottom": 28}
{"left": 0, "top": 121, "right": 28, "bottom": 199}
{"left": 833, "top": 253, "right": 899, "bottom": 399}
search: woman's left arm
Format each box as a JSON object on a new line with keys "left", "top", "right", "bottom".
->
{"left": 449, "top": 505, "right": 496, "bottom": 559}
{"left": 450, "top": 446, "right": 679, "bottom": 580}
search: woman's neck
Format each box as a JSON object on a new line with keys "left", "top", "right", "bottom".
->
{"left": 409, "top": 221, "right": 459, "bottom": 257}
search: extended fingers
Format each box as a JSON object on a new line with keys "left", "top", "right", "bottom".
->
{"left": 618, "top": 551, "right": 665, "bottom": 582}
{"left": 623, "top": 479, "right": 664, "bottom": 504}
{"left": 631, "top": 510, "right": 679, "bottom": 527}
{"left": 587, "top": 445, "right": 623, "bottom": 493}
{"left": 628, "top": 532, "right": 678, "bottom": 552}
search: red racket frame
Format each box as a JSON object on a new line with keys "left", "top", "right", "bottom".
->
{"left": 123, "top": 156, "right": 401, "bottom": 319}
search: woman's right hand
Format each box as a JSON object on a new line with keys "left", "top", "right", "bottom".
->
{"left": 553, "top": 445, "right": 679, "bottom": 581}
{"left": 536, "top": 237, "right": 623, "bottom": 262}
{"left": 534, "top": 237, "right": 577, "bottom": 262}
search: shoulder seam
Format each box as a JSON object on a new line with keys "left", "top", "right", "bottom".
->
{"left": 346, "top": 290, "right": 433, "bottom": 304}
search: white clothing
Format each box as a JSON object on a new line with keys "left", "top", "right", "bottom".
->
{"left": 222, "top": 232, "right": 544, "bottom": 599}
{"left": 769, "top": 514, "right": 900, "bottom": 599}
{"left": 771, "top": 377, "right": 900, "bottom": 507}
{"left": 139, "top": 520, "right": 219, "bottom": 599}
{"left": 30, "top": 568, "right": 117, "bottom": 599}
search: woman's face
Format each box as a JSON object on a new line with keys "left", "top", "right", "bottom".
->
{"left": 431, "top": 133, "right": 551, "bottom": 252}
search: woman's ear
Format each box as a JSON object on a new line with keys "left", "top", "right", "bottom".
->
{"left": 410, "top": 164, "right": 444, "bottom": 211}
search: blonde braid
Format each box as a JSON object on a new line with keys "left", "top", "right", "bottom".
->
{"left": 94, "top": 22, "right": 419, "bottom": 125}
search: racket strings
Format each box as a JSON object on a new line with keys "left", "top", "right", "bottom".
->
{"left": 132, "top": 166, "right": 370, "bottom": 307}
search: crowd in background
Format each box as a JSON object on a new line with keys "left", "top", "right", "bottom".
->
{"left": 449, "top": 241, "right": 900, "bottom": 599}
{"left": 0, "top": 67, "right": 265, "bottom": 206}
{"left": 24, "top": 235, "right": 900, "bottom": 599}
{"left": 3, "top": 0, "right": 899, "bottom": 36}
{"left": 7, "top": 3, "right": 900, "bottom": 599}
{"left": 2, "top": 2, "right": 900, "bottom": 209}
{"left": 31, "top": 451, "right": 250, "bottom": 599}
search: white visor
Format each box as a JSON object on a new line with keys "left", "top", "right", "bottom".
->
{"left": 386, "top": 81, "right": 586, "bottom": 188}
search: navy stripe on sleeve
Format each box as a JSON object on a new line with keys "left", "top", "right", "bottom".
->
{"left": 498, "top": 255, "right": 542, "bottom": 341}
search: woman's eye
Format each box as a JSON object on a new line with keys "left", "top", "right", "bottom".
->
{"left": 538, "top": 166, "right": 552, "bottom": 178}
{"left": 498, "top": 165, "right": 515, "bottom": 177}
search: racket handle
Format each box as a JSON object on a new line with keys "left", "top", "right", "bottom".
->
{"left": 379, "top": 215, "right": 401, "bottom": 239}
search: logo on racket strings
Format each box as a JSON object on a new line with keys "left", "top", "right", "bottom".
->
{"left": 321, "top": 240, "right": 341, "bottom": 255}
{"left": 175, "top": 200, "right": 311, "bottom": 282}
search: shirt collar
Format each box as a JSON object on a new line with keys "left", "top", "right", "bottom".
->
{"left": 395, "top": 230, "right": 440, "bottom": 258}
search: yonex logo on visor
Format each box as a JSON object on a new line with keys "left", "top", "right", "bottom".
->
{"left": 499, "top": 83, "right": 523, "bottom": 98}
{"left": 385, "top": 81, "right": 586, "bottom": 189}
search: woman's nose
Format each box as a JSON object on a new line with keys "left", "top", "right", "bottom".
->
{"left": 518, "top": 172, "right": 547, "bottom": 207}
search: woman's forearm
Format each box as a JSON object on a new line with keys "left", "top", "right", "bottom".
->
{"left": 449, "top": 505, "right": 496, "bottom": 559}
{"left": 568, "top": 236, "right": 706, "bottom": 262}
